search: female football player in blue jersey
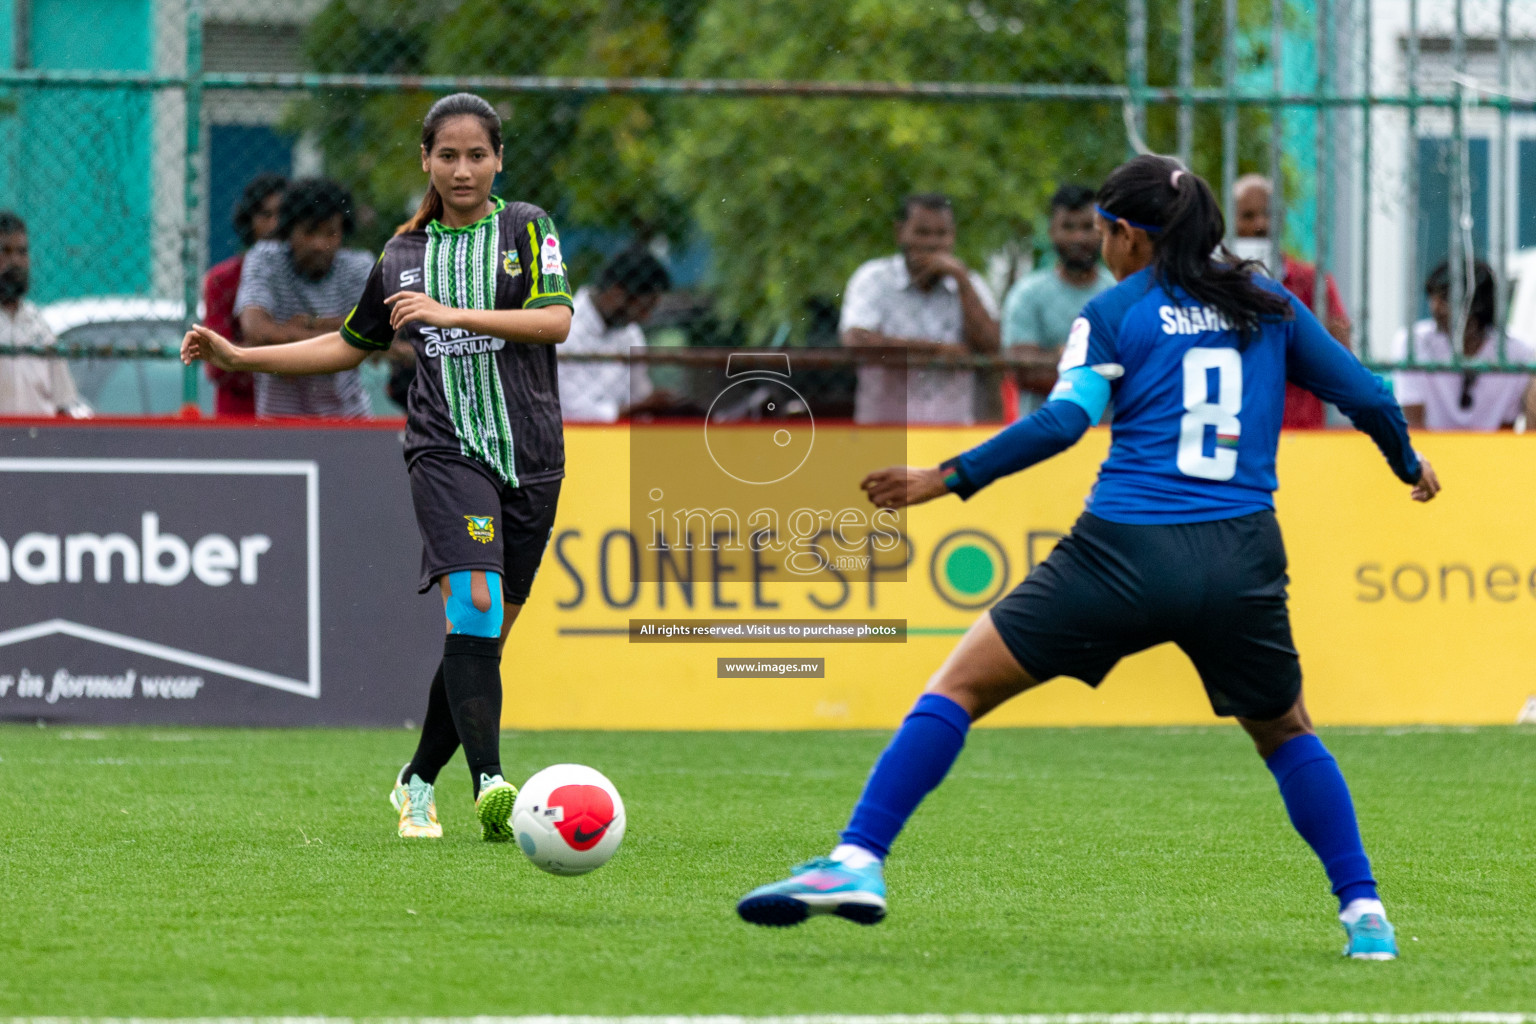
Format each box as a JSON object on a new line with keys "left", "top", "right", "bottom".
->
{"left": 183, "top": 93, "right": 575, "bottom": 844}
{"left": 737, "top": 154, "right": 1439, "bottom": 960}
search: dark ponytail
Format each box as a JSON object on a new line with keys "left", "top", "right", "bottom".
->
{"left": 395, "top": 92, "right": 503, "bottom": 236}
{"left": 1096, "top": 154, "right": 1292, "bottom": 339}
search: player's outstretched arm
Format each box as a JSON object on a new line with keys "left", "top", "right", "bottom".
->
{"left": 181, "top": 324, "right": 367, "bottom": 376}
{"left": 860, "top": 396, "right": 1096, "bottom": 510}
{"left": 1283, "top": 295, "right": 1438, "bottom": 501}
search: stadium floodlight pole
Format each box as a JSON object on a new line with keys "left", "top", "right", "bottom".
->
{"left": 1222, "top": 0, "right": 1238, "bottom": 244}
{"left": 1269, "top": 0, "right": 1285, "bottom": 271}
{"left": 1127, "top": 0, "right": 1148, "bottom": 154}
{"left": 179, "top": 0, "right": 204, "bottom": 417}
{"left": 1178, "top": 0, "right": 1194, "bottom": 168}
{"left": 1313, "top": 0, "right": 1333, "bottom": 329}
{"left": 1497, "top": 0, "right": 1511, "bottom": 367}
{"left": 1447, "top": 0, "right": 1467, "bottom": 369}
{"left": 1405, "top": 0, "right": 1420, "bottom": 366}
{"left": 1357, "top": 0, "right": 1372, "bottom": 359}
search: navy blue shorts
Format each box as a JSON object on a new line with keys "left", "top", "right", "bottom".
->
{"left": 988, "top": 510, "right": 1301, "bottom": 721}
{"left": 407, "top": 452, "right": 561, "bottom": 604}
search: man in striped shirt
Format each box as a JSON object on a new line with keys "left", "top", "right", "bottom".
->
{"left": 234, "top": 179, "right": 373, "bottom": 419}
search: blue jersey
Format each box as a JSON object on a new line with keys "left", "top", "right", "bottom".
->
{"left": 946, "top": 267, "right": 1420, "bottom": 523}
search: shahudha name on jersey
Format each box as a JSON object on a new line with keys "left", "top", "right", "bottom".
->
{"left": 1158, "top": 304, "right": 1235, "bottom": 335}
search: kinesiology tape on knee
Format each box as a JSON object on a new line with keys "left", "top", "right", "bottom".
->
{"left": 444, "top": 570, "right": 504, "bottom": 637}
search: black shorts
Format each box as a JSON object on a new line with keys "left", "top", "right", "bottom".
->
{"left": 988, "top": 510, "right": 1301, "bottom": 721}
{"left": 407, "top": 452, "right": 562, "bottom": 603}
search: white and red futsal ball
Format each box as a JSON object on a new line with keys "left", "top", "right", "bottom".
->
{"left": 512, "top": 764, "right": 627, "bottom": 876}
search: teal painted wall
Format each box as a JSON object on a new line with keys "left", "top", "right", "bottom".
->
{"left": 0, "top": 0, "right": 154, "bottom": 302}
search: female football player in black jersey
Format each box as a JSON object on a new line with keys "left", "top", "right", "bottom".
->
{"left": 183, "top": 92, "right": 573, "bottom": 843}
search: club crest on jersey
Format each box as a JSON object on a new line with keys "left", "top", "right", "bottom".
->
{"left": 502, "top": 249, "right": 521, "bottom": 279}
{"left": 540, "top": 235, "right": 564, "bottom": 276}
{"left": 464, "top": 516, "right": 495, "bottom": 544}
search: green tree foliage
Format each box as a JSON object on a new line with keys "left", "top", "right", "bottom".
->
{"left": 663, "top": 0, "right": 1127, "bottom": 329}
{"left": 291, "top": 0, "right": 703, "bottom": 256}
{"left": 294, "top": 0, "right": 1277, "bottom": 331}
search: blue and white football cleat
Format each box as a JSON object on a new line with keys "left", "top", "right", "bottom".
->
{"left": 1342, "top": 911, "right": 1399, "bottom": 960}
{"left": 737, "top": 857, "right": 887, "bottom": 927}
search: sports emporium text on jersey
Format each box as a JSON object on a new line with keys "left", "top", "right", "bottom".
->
{"left": 419, "top": 326, "right": 507, "bottom": 359}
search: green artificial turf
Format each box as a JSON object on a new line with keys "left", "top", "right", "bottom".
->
{"left": 0, "top": 724, "right": 1532, "bottom": 1014}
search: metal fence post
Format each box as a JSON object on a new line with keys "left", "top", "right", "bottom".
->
{"left": 1357, "top": 0, "right": 1372, "bottom": 357}
{"left": 1178, "top": 0, "right": 1194, "bottom": 168}
{"left": 1497, "top": 0, "right": 1511, "bottom": 365}
{"left": 1128, "top": 0, "right": 1148, "bottom": 153}
{"left": 1222, "top": 0, "right": 1237, "bottom": 242}
{"left": 1313, "top": 0, "right": 1333, "bottom": 328}
{"left": 1405, "top": 0, "right": 1419, "bottom": 364}
{"left": 1448, "top": 0, "right": 1466, "bottom": 365}
{"left": 1269, "top": 0, "right": 1286, "bottom": 267}
{"left": 180, "top": 0, "right": 203, "bottom": 416}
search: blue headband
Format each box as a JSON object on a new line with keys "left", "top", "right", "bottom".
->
{"left": 1095, "top": 204, "right": 1163, "bottom": 235}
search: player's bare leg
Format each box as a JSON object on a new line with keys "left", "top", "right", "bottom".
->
{"left": 1241, "top": 691, "right": 1398, "bottom": 959}
{"left": 738, "top": 614, "right": 1041, "bottom": 927}
{"left": 926, "top": 613, "right": 1044, "bottom": 720}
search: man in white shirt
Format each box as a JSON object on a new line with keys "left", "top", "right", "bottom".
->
{"left": 1392, "top": 260, "right": 1536, "bottom": 431}
{"left": 558, "top": 247, "right": 671, "bottom": 422}
{"left": 839, "top": 194, "right": 1000, "bottom": 425}
{"left": 0, "top": 212, "right": 83, "bottom": 417}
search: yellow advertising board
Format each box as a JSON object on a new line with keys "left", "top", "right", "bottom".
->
{"left": 504, "top": 425, "right": 1536, "bottom": 729}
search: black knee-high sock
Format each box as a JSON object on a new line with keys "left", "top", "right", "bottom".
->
{"left": 403, "top": 660, "right": 458, "bottom": 785}
{"left": 441, "top": 634, "right": 503, "bottom": 796}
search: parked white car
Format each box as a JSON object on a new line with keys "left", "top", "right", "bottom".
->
{"left": 38, "top": 297, "right": 203, "bottom": 416}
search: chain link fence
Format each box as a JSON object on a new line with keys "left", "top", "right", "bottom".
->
{"left": 1, "top": 0, "right": 1534, "bottom": 419}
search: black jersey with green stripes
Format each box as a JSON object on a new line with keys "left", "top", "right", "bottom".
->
{"left": 341, "top": 198, "right": 573, "bottom": 487}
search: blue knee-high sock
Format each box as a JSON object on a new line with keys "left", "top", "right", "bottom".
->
{"left": 1265, "top": 733, "right": 1378, "bottom": 910}
{"left": 840, "top": 693, "right": 972, "bottom": 859}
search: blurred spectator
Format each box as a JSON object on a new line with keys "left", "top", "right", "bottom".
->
{"left": 1001, "top": 183, "right": 1115, "bottom": 415}
{"left": 0, "top": 211, "right": 83, "bottom": 417}
{"left": 235, "top": 178, "right": 372, "bottom": 419}
{"left": 558, "top": 247, "right": 673, "bottom": 422}
{"left": 1233, "top": 174, "right": 1351, "bottom": 428}
{"left": 839, "top": 193, "right": 1000, "bottom": 425}
{"left": 1392, "top": 259, "right": 1536, "bottom": 431}
{"left": 203, "top": 173, "right": 286, "bottom": 417}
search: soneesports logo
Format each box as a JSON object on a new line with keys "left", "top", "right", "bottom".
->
{"left": 548, "top": 784, "right": 615, "bottom": 851}
{"left": 420, "top": 326, "right": 505, "bottom": 358}
{"left": 400, "top": 267, "right": 423, "bottom": 288}
{"left": 0, "top": 513, "right": 271, "bottom": 586}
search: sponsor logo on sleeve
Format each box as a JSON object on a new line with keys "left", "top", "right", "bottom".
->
{"left": 540, "top": 235, "right": 564, "bottom": 276}
{"left": 1058, "top": 317, "right": 1090, "bottom": 371}
{"left": 400, "top": 267, "right": 422, "bottom": 288}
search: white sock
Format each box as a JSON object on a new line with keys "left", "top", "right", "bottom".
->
{"left": 830, "top": 843, "right": 881, "bottom": 870}
{"left": 1340, "top": 897, "right": 1386, "bottom": 925}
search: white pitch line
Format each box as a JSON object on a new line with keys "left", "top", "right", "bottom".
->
{"left": 0, "top": 1019, "right": 1501, "bottom": 1024}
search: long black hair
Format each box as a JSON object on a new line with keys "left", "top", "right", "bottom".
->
{"left": 397, "top": 92, "right": 503, "bottom": 236}
{"left": 276, "top": 178, "right": 355, "bottom": 239}
{"left": 1096, "top": 154, "right": 1292, "bottom": 338}
{"left": 1426, "top": 258, "right": 1496, "bottom": 329}
{"left": 232, "top": 173, "right": 287, "bottom": 247}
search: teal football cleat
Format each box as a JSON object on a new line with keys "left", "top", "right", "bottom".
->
{"left": 1343, "top": 912, "right": 1399, "bottom": 960}
{"left": 737, "top": 857, "right": 887, "bottom": 927}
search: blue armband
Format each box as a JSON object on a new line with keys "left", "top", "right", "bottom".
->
{"left": 1046, "top": 364, "right": 1117, "bottom": 425}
